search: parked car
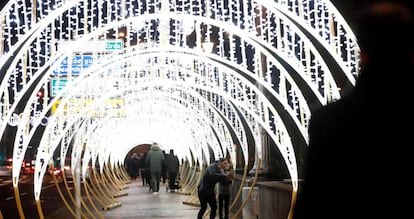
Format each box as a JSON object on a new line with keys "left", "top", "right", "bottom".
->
{"left": 48, "top": 166, "right": 62, "bottom": 176}
{"left": 0, "top": 158, "right": 13, "bottom": 177}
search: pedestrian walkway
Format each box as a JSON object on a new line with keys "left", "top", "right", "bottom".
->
{"left": 44, "top": 172, "right": 244, "bottom": 219}
{"left": 101, "top": 180, "right": 199, "bottom": 219}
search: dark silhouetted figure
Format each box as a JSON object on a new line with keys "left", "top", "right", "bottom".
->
{"left": 126, "top": 153, "right": 139, "bottom": 180}
{"left": 218, "top": 162, "right": 233, "bottom": 219}
{"left": 139, "top": 152, "right": 151, "bottom": 187}
{"left": 165, "top": 149, "right": 180, "bottom": 191}
{"left": 293, "top": 2, "right": 413, "bottom": 218}
{"left": 161, "top": 150, "right": 167, "bottom": 184}
{"left": 146, "top": 143, "right": 165, "bottom": 194}
{"left": 197, "top": 158, "right": 233, "bottom": 219}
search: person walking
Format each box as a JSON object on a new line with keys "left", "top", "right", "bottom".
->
{"left": 161, "top": 150, "right": 167, "bottom": 184}
{"left": 197, "top": 158, "right": 233, "bottom": 219}
{"left": 139, "top": 152, "right": 150, "bottom": 187}
{"left": 165, "top": 149, "right": 180, "bottom": 191}
{"left": 126, "top": 153, "right": 139, "bottom": 181}
{"left": 218, "top": 162, "right": 233, "bottom": 219}
{"left": 292, "top": 2, "right": 414, "bottom": 218}
{"left": 131, "top": 153, "right": 140, "bottom": 180}
{"left": 146, "top": 142, "right": 165, "bottom": 194}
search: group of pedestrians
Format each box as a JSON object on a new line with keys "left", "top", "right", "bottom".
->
{"left": 128, "top": 143, "right": 180, "bottom": 195}
{"left": 127, "top": 144, "right": 235, "bottom": 218}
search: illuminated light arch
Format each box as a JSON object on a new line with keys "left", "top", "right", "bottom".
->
{"left": 47, "top": 45, "right": 300, "bottom": 178}
{"left": 31, "top": 68, "right": 249, "bottom": 198}
{"left": 0, "top": 0, "right": 358, "bottom": 217}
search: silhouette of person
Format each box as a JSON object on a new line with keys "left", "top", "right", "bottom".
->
{"left": 197, "top": 158, "right": 233, "bottom": 219}
{"left": 165, "top": 149, "right": 180, "bottom": 191}
{"left": 126, "top": 153, "right": 139, "bottom": 180}
{"left": 161, "top": 150, "right": 167, "bottom": 184}
{"left": 145, "top": 142, "right": 165, "bottom": 194}
{"left": 138, "top": 152, "right": 150, "bottom": 186}
{"left": 293, "top": 2, "right": 414, "bottom": 218}
{"left": 218, "top": 161, "right": 233, "bottom": 219}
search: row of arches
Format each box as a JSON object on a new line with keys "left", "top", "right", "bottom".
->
{"left": 0, "top": 0, "right": 358, "bottom": 218}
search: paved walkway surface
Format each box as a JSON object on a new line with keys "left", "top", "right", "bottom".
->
{"left": 48, "top": 179, "right": 200, "bottom": 219}
{"left": 101, "top": 180, "right": 199, "bottom": 219}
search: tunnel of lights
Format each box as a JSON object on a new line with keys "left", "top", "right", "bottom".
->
{"left": 0, "top": 0, "right": 359, "bottom": 218}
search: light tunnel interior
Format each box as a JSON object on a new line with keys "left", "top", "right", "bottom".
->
{"left": 0, "top": 0, "right": 359, "bottom": 218}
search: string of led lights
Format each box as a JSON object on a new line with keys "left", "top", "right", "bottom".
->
{"left": 0, "top": 0, "right": 358, "bottom": 217}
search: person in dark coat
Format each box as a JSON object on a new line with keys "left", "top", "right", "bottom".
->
{"left": 218, "top": 161, "right": 233, "bottom": 219}
{"left": 197, "top": 158, "right": 233, "bottom": 219}
{"left": 139, "top": 152, "right": 150, "bottom": 187}
{"left": 145, "top": 143, "right": 165, "bottom": 193}
{"left": 165, "top": 149, "right": 180, "bottom": 190}
{"left": 292, "top": 2, "right": 414, "bottom": 218}
{"left": 161, "top": 150, "right": 167, "bottom": 184}
{"left": 125, "top": 153, "right": 139, "bottom": 180}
